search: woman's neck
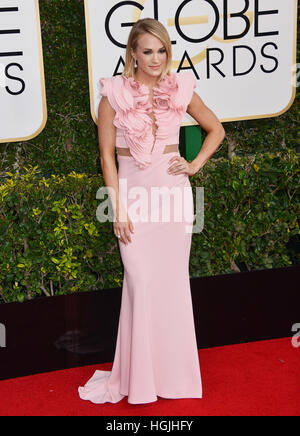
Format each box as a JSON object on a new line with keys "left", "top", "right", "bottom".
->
{"left": 133, "top": 69, "right": 160, "bottom": 89}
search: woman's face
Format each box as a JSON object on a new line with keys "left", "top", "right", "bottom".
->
{"left": 131, "top": 33, "right": 168, "bottom": 79}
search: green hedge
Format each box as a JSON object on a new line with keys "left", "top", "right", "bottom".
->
{"left": 0, "top": 150, "right": 299, "bottom": 303}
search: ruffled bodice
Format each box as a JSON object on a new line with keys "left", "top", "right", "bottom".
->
{"left": 99, "top": 72, "right": 196, "bottom": 170}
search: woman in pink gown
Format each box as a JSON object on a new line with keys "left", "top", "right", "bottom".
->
{"left": 78, "top": 18, "right": 225, "bottom": 404}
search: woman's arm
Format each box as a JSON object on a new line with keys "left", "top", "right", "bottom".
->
{"left": 98, "top": 97, "right": 123, "bottom": 220}
{"left": 186, "top": 92, "right": 226, "bottom": 172}
{"left": 98, "top": 97, "right": 134, "bottom": 244}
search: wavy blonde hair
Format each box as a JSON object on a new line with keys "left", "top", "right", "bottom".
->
{"left": 122, "top": 18, "right": 172, "bottom": 82}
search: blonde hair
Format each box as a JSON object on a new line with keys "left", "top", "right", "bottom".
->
{"left": 122, "top": 18, "right": 172, "bottom": 81}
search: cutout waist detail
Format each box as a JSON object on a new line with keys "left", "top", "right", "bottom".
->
{"left": 116, "top": 144, "right": 179, "bottom": 156}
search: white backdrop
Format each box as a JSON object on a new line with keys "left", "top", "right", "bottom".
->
{"left": 0, "top": 0, "right": 47, "bottom": 143}
{"left": 85, "top": 0, "right": 298, "bottom": 125}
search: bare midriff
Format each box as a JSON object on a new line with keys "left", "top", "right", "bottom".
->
{"left": 116, "top": 144, "right": 179, "bottom": 156}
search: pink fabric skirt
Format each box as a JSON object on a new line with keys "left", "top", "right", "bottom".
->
{"left": 78, "top": 150, "right": 202, "bottom": 404}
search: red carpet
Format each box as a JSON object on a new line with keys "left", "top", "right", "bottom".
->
{"left": 0, "top": 337, "right": 299, "bottom": 416}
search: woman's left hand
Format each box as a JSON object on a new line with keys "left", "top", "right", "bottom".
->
{"left": 167, "top": 156, "right": 199, "bottom": 177}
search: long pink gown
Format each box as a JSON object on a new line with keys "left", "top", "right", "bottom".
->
{"left": 78, "top": 71, "right": 202, "bottom": 404}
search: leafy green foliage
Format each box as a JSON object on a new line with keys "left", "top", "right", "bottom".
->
{"left": 0, "top": 166, "right": 123, "bottom": 303}
{"left": 0, "top": 153, "right": 298, "bottom": 303}
{"left": 189, "top": 150, "right": 300, "bottom": 277}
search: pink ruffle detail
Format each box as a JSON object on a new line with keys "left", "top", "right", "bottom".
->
{"left": 114, "top": 76, "right": 154, "bottom": 169}
{"left": 99, "top": 72, "right": 196, "bottom": 169}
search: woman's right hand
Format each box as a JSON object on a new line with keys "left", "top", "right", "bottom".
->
{"left": 113, "top": 208, "right": 134, "bottom": 245}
